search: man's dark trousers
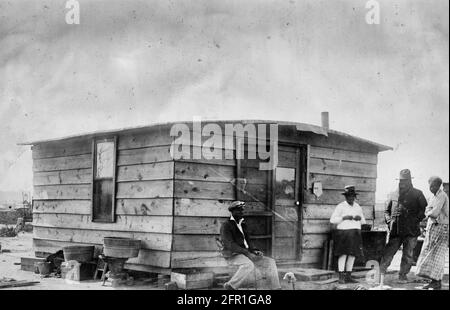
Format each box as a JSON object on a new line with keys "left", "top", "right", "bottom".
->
{"left": 380, "top": 235, "right": 418, "bottom": 276}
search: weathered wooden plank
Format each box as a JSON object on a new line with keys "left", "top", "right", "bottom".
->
{"left": 174, "top": 180, "right": 235, "bottom": 200}
{"left": 174, "top": 162, "right": 235, "bottom": 182}
{"left": 33, "top": 227, "right": 173, "bottom": 251}
{"left": 33, "top": 200, "right": 91, "bottom": 214}
{"left": 173, "top": 217, "right": 227, "bottom": 234}
{"left": 309, "top": 174, "right": 376, "bottom": 192}
{"left": 33, "top": 169, "right": 92, "bottom": 186}
{"left": 116, "top": 198, "right": 173, "bottom": 216}
{"left": 117, "top": 146, "right": 173, "bottom": 166}
{"left": 172, "top": 234, "right": 219, "bottom": 251}
{"left": 171, "top": 251, "right": 227, "bottom": 268}
{"left": 302, "top": 220, "right": 332, "bottom": 234}
{"left": 302, "top": 204, "right": 374, "bottom": 220}
{"left": 34, "top": 184, "right": 91, "bottom": 200}
{"left": 309, "top": 146, "right": 378, "bottom": 164}
{"left": 118, "top": 129, "right": 174, "bottom": 150}
{"left": 32, "top": 139, "right": 91, "bottom": 159}
{"left": 302, "top": 234, "right": 329, "bottom": 249}
{"left": 33, "top": 154, "right": 92, "bottom": 172}
{"left": 33, "top": 213, "right": 173, "bottom": 233}
{"left": 117, "top": 162, "right": 174, "bottom": 182}
{"left": 126, "top": 249, "right": 172, "bottom": 268}
{"left": 309, "top": 158, "right": 377, "bottom": 178}
{"left": 116, "top": 180, "right": 173, "bottom": 199}
{"left": 174, "top": 198, "right": 267, "bottom": 217}
{"left": 304, "top": 190, "right": 375, "bottom": 206}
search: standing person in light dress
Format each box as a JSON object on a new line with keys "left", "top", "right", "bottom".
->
{"left": 330, "top": 185, "right": 366, "bottom": 284}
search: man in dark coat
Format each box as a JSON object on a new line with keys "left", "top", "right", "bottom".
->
{"left": 379, "top": 169, "right": 427, "bottom": 284}
{"left": 220, "top": 201, "right": 281, "bottom": 290}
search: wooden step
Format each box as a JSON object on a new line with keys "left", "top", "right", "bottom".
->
{"left": 277, "top": 267, "right": 335, "bottom": 282}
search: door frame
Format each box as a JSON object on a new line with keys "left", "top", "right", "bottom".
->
{"left": 270, "top": 142, "right": 308, "bottom": 262}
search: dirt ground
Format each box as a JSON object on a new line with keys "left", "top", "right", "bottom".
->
{"left": 0, "top": 232, "right": 448, "bottom": 290}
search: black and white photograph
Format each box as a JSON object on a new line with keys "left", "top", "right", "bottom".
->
{"left": 0, "top": 0, "right": 448, "bottom": 295}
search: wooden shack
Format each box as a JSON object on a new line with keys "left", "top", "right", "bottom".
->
{"left": 21, "top": 119, "right": 391, "bottom": 274}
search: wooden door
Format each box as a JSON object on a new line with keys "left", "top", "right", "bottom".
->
{"left": 273, "top": 145, "right": 302, "bottom": 261}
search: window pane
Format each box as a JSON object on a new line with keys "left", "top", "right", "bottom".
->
{"left": 96, "top": 141, "right": 114, "bottom": 178}
{"left": 93, "top": 179, "right": 113, "bottom": 221}
{"left": 275, "top": 167, "right": 296, "bottom": 200}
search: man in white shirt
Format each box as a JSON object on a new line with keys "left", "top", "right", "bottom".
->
{"left": 416, "top": 176, "right": 449, "bottom": 290}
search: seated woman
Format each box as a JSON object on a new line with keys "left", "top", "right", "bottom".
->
{"left": 330, "top": 186, "right": 366, "bottom": 284}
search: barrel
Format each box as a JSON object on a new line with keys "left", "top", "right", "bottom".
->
{"left": 63, "top": 245, "right": 95, "bottom": 262}
{"left": 103, "top": 237, "right": 141, "bottom": 258}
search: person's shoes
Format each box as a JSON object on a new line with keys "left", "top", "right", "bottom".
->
{"left": 345, "top": 272, "right": 359, "bottom": 284}
{"left": 223, "top": 283, "right": 235, "bottom": 290}
{"left": 421, "top": 280, "right": 441, "bottom": 290}
{"left": 396, "top": 274, "right": 409, "bottom": 284}
{"left": 338, "top": 272, "right": 346, "bottom": 284}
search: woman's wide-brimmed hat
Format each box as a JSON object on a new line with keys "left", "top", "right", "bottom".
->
{"left": 341, "top": 185, "right": 358, "bottom": 196}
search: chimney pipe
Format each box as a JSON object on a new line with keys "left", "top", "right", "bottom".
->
{"left": 321, "top": 112, "right": 329, "bottom": 129}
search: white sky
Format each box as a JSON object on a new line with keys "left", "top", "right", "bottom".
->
{"left": 0, "top": 0, "right": 448, "bottom": 202}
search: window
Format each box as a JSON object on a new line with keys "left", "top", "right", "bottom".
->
{"left": 92, "top": 137, "right": 117, "bottom": 222}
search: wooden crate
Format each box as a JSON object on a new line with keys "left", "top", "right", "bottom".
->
{"left": 170, "top": 271, "right": 214, "bottom": 290}
{"left": 20, "top": 257, "right": 46, "bottom": 272}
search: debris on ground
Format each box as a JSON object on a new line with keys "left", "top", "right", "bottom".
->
{"left": 0, "top": 277, "right": 39, "bottom": 289}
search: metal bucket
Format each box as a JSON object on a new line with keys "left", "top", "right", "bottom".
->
{"left": 103, "top": 237, "right": 141, "bottom": 258}
{"left": 63, "top": 245, "right": 95, "bottom": 262}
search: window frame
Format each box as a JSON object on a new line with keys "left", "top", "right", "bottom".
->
{"left": 91, "top": 136, "right": 117, "bottom": 223}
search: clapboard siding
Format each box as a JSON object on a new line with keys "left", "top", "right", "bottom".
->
{"left": 33, "top": 213, "right": 173, "bottom": 234}
{"left": 116, "top": 198, "right": 173, "bottom": 216}
{"left": 33, "top": 169, "right": 92, "bottom": 186}
{"left": 33, "top": 226, "right": 172, "bottom": 251}
{"left": 174, "top": 180, "right": 235, "bottom": 200}
{"left": 303, "top": 204, "right": 374, "bottom": 220}
{"left": 309, "top": 174, "right": 376, "bottom": 192}
{"left": 171, "top": 251, "right": 227, "bottom": 269}
{"left": 174, "top": 162, "right": 234, "bottom": 183}
{"left": 172, "top": 234, "right": 219, "bottom": 251}
{"left": 34, "top": 184, "right": 91, "bottom": 200}
{"left": 309, "top": 146, "right": 378, "bottom": 164}
{"left": 309, "top": 158, "right": 377, "bottom": 178}
{"left": 117, "top": 162, "right": 174, "bottom": 182}
{"left": 33, "top": 200, "right": 91, "bottom": 214}
{"left": 33, "top": 154, "right": 92, "bottom": 172}
{"left": 32, "top": 139, "right": 91, "bottom": 159}
{"left": 118, "top": 128, "right": 174, "bottom": 150}
{"left": 173, "top": 217, "right": 227, "bottom": 235}
{"left": 304, "top": 190, "right": 375, "bottom": 206}
{"left": 116, "top": 180, "right": 173, "bottom": 199}
{"left": 117, "top": 146, "right": 173, "bottom": 166}
{"left": 173, "top": 198, "right": 267, "bottom": 217}
{"left": 33, "top": 199, "right": 174, "bottom": 216}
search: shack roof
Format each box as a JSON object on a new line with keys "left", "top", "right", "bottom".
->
{"left": 18, "top": 119, "right": 392, "bottom": 152}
